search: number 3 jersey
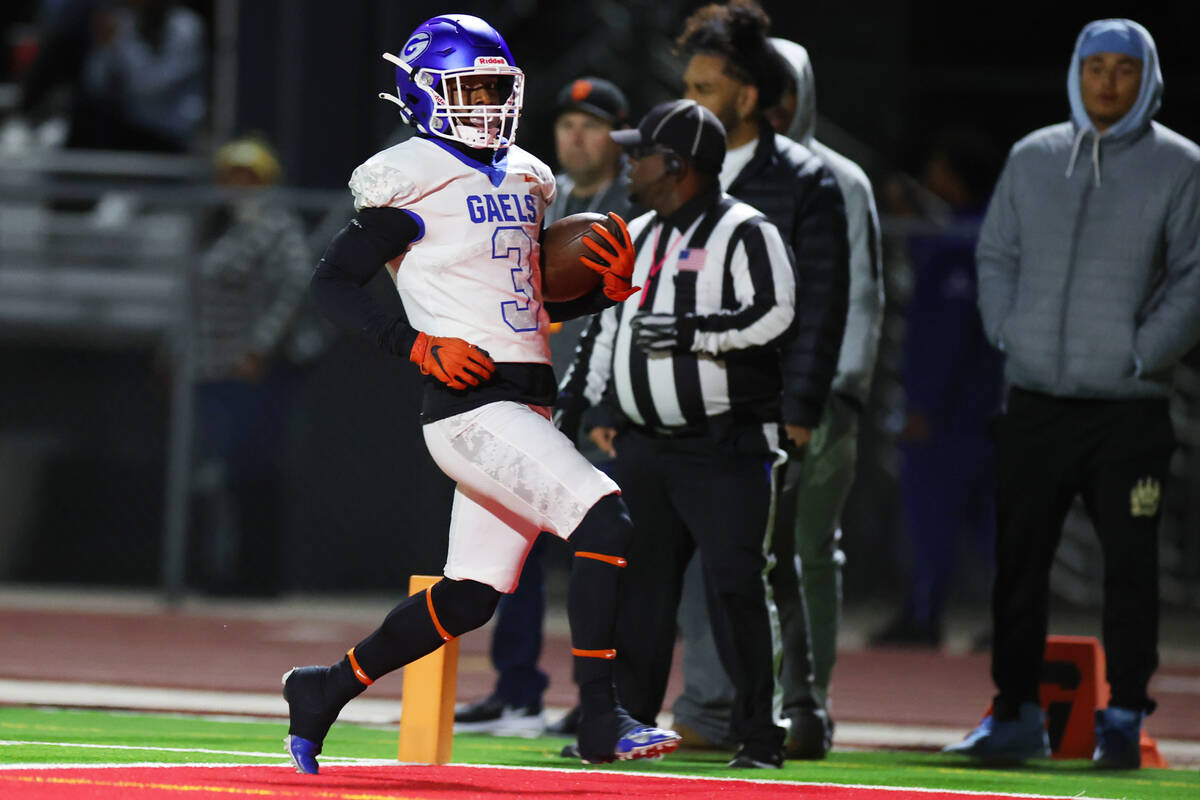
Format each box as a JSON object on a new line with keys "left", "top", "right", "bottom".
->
{"left": 349, "top": 136, "right": 556, "bottom": 368}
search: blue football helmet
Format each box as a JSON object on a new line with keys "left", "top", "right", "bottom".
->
{"left": 380, "top": 14, "right": 524, "bottom": 150}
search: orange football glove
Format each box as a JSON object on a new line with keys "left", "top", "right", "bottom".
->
{"left": 580, "top": 211, "right": 641, "bottom": 302}
{"left": 409, "top": 331, "right": 495, "bottom": 390}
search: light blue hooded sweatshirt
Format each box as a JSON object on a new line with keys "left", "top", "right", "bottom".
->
{"left": 976, "top": 19, "right": 1200, "bottom": 398}
{"left": 770, "top": 37, "right": 884, "bottom": 409}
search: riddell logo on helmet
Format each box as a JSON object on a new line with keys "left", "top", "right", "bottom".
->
{"left": 475, "top": 56, "right": 508, "bottom": 66}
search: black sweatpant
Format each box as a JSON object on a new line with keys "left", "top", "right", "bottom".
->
{"left": 991, "top": 388, "right": 1174, "bottom": 717}
{"left": 611, "top": 424, "right": 786, "bottom": 755}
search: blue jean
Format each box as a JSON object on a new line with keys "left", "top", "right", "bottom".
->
{"left": 192, "top": 369, "right": 302, "bottom": 594}
{"left": 899, "top": 431, "right": 995, "bottom": 627}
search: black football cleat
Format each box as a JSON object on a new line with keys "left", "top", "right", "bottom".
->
{"left": 728, "top": 746, "right": 784, "bottom": 768}
{"left": 784, "top": 706, "right": 833, "bottom": 760}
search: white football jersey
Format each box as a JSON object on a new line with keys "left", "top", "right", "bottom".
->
{"left": 349, "top": 136, "right": 557, "bottom": 365}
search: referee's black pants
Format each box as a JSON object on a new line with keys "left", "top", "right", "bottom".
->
{"left": 611, "top": 424, "right": 786, "bottom": 755}
{"left": 991, "top": 388, "right": 1174, "bottom": 718}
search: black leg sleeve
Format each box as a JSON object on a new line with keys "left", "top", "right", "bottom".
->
{"left": 566, "top": 493, "right": 633, "bottom": 714}
{"left": 353, "top": 578, "right": 500, "bottom": 679}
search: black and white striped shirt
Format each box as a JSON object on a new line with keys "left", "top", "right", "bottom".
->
{"left": 565, "top": 188, "right": 795, "bottom": 431}
{"left": 193, "top": 204, "right": 319, "bottom": 380}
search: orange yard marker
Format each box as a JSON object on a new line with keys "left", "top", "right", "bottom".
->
{"left": 397, "top": 575, "right": 459, "bottom": 764}
{"left": 983, "top": 635, "right": 1166, "bottom": 767}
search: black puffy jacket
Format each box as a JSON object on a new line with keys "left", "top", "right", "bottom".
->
{"left": 729, "top": 120, "right": 850, "bottom": 428}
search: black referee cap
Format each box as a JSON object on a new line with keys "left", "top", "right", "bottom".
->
{"left": 610, "top": 99, "right": 726, "bottom": 174}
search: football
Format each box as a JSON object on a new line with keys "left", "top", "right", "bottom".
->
{"left": 540, "top": 212, "right": 619, "bottom": 302}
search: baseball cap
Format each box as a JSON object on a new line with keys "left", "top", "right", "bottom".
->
{"left": 1078, "top": 19, "right": 1144, "bottom": 60}
{"left": 556, "top": 77, "right": 629, "bottom": 125}
{"left": 610, "top": 99, "right": 726, "bottom": 174}
{"left": 214, "top": 135, "right": 281, "bottom": 184}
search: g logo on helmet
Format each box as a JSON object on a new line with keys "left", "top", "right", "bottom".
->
{"left": 401, "top": 32, "right": 431, "bottom": 62}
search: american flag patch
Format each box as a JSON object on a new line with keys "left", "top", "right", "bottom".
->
{"left": 676, "top": 248, "right": 707, "bottom": 271}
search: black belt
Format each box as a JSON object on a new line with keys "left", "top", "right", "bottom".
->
{"left": 630, "top": 421, "right": 710, "bottom": 440}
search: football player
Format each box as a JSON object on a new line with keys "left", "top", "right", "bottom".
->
{"left": 282, "top": 14, "right": 679, "bottom": 773}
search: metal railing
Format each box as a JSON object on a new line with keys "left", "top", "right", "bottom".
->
{"left": 0, "top": 148, "right": 1195, "bottom": 609}
{"left": 0, "top": 148, "right": 348, "bottom": 602}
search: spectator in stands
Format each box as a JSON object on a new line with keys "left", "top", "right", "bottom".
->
{"left": 190, "top": 135, "right": 323, "bottom": 596}
{"left": 4, "top": 0, "right": 98, "bottom": 150}
{"left": 870, "top": 129, "right": 1004, "bottom": 650}
{"left": 10, "top": 0, "right": 205, "bottom": 154}
{"left": 453, "top": 77, "right": 636, "bottom": 737}
{"left": 943, "top": 19, "right": 1200, "bottom": 769}
{"left": 79, "top": 0, "right": 206, "bottom": 152}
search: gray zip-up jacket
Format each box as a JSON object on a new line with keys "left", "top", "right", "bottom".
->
{"left": 977, "top": 20, "right": 1200, "bottom": 399}
{"left": 771, "top": 38, "right": 884, "bottom": 409}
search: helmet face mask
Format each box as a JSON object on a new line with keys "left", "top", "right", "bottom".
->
{"left": 380, "top": 15, "right": 524, "bottom": 151}
{"left": 419, "top": 63, "right": 524, "bottom": 149}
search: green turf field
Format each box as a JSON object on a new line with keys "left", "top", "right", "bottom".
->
{"left": 1, "top": 707, "right": 1196, "bottom": 800}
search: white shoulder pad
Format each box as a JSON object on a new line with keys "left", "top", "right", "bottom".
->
{"left": 348, "top": 159, "right": 418, "bottom": 211}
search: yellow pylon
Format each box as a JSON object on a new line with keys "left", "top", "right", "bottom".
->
{"left": 397, "top": 575, "right": 458, "bottom": 764}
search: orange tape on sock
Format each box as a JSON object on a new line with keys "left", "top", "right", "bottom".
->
{"left": 347, "top": 646, "right": 374, "bottom": 686}
{"left": 574, "top": 551, "right": 628, "bottom": 568}
{"left": 426, "top": 588, "right": 454, "bottom": 642}
{"left": 572, "top": 648, "right": 617, "bottom": 659}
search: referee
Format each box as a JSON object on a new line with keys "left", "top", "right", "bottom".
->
{"left": 564, "top": 99, "right": 796, "bottom": 768}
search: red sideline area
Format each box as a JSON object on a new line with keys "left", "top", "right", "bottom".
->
{"left": 0, "top": 765, "right": 1070, "bottom": 800}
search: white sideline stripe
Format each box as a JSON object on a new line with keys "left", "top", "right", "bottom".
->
{"left": 0, "top": 678, "right": 404, "bottom": 724}
{"left": 836, "top": 721, "right": 1200, "bottom": 766}
{"left": 0, "top": 740, "right": 383, "bottom": 762}
{"left": 0, "top": 762, "right": 308, "bottom": 770}
{"left": 0, "top": 757, "right": 1129, "bottom": 800}
{"left": 2, "top": 679, "right": 1197, "bottom": 766}
{"left": 837, "top": 722, "right": 973, "bottom": 747}
{"left": 1155, "top": 674, "right": 1200, "bottom": 695}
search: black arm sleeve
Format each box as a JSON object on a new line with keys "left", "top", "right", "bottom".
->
{"left": 309, "top": 206, "right": 421, "bottom": 357}
{"left": 544, "top": 286, "right": 615, "bottom": 322}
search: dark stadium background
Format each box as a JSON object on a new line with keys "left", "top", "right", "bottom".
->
{"left": 0, "top": 0, "right": 1197, "bottom": 603}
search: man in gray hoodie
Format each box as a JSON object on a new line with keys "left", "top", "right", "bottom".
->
{"left": 944, "top": 18, "right": 1200, "bottom": 769}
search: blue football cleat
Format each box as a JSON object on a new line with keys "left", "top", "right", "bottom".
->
{"left": 942, "top": 701, "right": 1050, "bottom": 762}
{"left": 576, "top": 706, "right": 681, "bottom": 764}
{"left": 611, "top": 723, "right": 682, "bottom": 761}
{"left": 282, "top": 665, "right": 344, "bottom": 775}
{"left": 284, "top": 734, "right": 321, "bottom": 774}
{"left": 1093, "top": 706, "right": 1144, "bottom": 769}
